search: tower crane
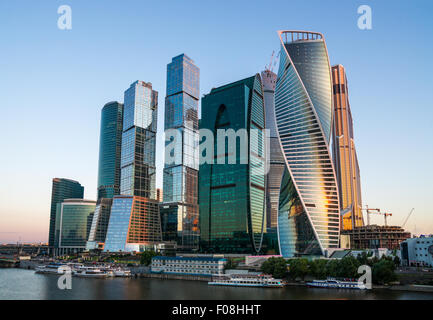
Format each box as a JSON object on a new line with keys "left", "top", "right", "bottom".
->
{"left": 401, "top": 208, "right": 415, "bottom": 228}
{"left": 362, "top": 206, "right": 381, "bottom": 226}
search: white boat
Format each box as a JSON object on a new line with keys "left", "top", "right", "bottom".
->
{"left": 306, "top": 278, "right": 367, "bottom": 290}
{"left": 74, "top": 267, "right": 111, "bottom": 278}
{"left": 208, "top": 274, "right": 284, "bottom": 288}
{"left": 114, "top": 269, "right": 132, "bottom": 277}
{"left": 35, "top": 263, "right": 70, "bottom": 275}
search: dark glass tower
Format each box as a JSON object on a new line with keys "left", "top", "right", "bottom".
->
{"left": 161, "top": 54, "right": 200, "bottom": 252}
{"left": 97, "top": 101, "right": 124, "bottom": 200}
{"left": 199, "top": 74, "right": 267, "bottom": 254}
{"left": 275, "top": 31, "right": 340, "bottom": 257}
{"left": 48, "top": 178, "right": 84, "bottom": 249}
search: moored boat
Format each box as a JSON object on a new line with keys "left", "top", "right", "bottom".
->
{"left": 208, "top": 274, "right": 284, "bottom": 288}
{"left": 306, "top": 278, "right": 368, "bottom": 290}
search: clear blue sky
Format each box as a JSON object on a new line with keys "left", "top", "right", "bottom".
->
{"left": 1, "top": 0, "right": 432, "bottom": 242}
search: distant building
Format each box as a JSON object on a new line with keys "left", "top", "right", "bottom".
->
{"left": 97, "top": 101, "right": 124, "bottom": 200}
{"left": 54, "top": 199, "right": 96, "bottom": 256}
{"left": 161, "top": 54, "right": 200, "bottom": 252}
{"left": 342, "top": 225, "right": 411, "bottom": 250}
{"left": 156, "top": 188, "right": 162, "bottom": 202}
{"left": 331, "top": 65, "right": 364, "bottom": 230}
{"left": 199, "top": 74, "right": 267, "bottom": 254}
{"left": 150, "top": 256, "right": 226, "bottom": 276}
{"left": 103, "top": 195, "right": 162, "bottom": 252}
{"left": 48, "top": 178, "right": 84, "bottom": 251}
{"left": 401, "top": 235, "right": 433, "bottom": 267}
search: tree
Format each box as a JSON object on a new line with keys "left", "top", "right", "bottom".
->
{"left": 140, "top": 250, "right": 157, "bottom": 266}
{"left": 287, "top": 258, "right": 309, "bottom": 281}
{"left": 308, "top": 259, "right": 328, "bottom": 279}
{"left": 337, "top": 256, "right": 360, "bottom": 278}
{"left": 261, "top": 257, "right": 288, "bottom": 279}
{"left": 372, "top": 258, "right": 397, "bottom": 284}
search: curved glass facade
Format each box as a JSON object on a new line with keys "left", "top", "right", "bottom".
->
{"left": 199, "top": 74, "right": 266, "bottom": 254}
{"left": 97, "top": 102, "right": 123, "bottom": 199}
{"left": 275, "top": 31, "right": 340, "bottom": 257}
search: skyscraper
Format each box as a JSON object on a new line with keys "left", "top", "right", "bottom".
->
{"left": 275, "top": 31, "right": 340, "bottom": 257}
{"left": 97, "top": 101, "right": 124, "bottom": 200}
{"left": 120, "top": 81, "right": 158, "bottom": 199}
{"left": 199, "top": 74, "right": 267, "bottom": 254}
{"left": 104, "top": 81, "right": 162, "bottom": 252}
{"left": 331, "top": 65, "right": 363, "bottom": 230}
{"left": 87, "top": 101, "right": 124, "bottom": 250}
{"left": 161, "top": 54, "right": 200, "bottom": 251}
{"left": 261, "top": 69, "right": 285, "bottom": 231}
{"left": 54, "top": 199, "right": 96, "bottom": 256}
{"left": 48, "top": 178, "right": 84, "bottom": 250}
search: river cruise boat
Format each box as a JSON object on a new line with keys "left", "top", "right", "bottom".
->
{"left": 35, "top": 263, "right": 70, "bottom": 275}
{"left": 74, "top": 266, "right": 111, "bottom": 278}
{"left": 306, "top": 278, "right": 367, "bottom": 290}
{"left": 113, "top": 268, "right": 132, "bottom": 277}
{"left": 208, "top": 274, "right": 284, "bottom": 288}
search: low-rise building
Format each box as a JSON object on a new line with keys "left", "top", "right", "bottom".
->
{"left": 150, "top": 256, "right": 227, "bottom": 276}
{"left": 400, "top": 235, "right": 433, "bottom": 267}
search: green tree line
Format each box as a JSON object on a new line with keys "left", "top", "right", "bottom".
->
{"left": 261, "top": 254, "right": 399, "bottom": 285}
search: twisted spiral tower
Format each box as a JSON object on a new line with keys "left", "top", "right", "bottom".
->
{"left": 275, "top": 31, "right": 341, "bottom": 257}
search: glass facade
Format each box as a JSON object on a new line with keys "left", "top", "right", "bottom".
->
{"left": 162, "top": 54, "right": 200, "bottom": 251}
{"left": 104, "top": 195, "right": 162, "bottom": 252}
{"left": 54, "top": 199, "right": 96, "bottom": 255}
{"left": 199, "top": 74, "right": 266, "bottom": 254}
{"left": 97, "top": 102, "right": 123, "bottom": 199}
{"left": 86, "top": 198, "right": 113, "bottom": 249}
{"left": 48, "top": 178, "right": 84, "bottom": 248}
{"left": 275, "top": 31, "right": 340, "bottom": 257}
{"left": 261, "top": 70, "right": 285, "bottom": 232}
{"left": 120, "top": 81, "right": 157, "bottom": 199}
{"left": 331, "top": 65, "right": 364, "bottom": 230}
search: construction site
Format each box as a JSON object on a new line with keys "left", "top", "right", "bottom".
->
{"left": 341, "top": 207, "right": 414, "bottom": 250}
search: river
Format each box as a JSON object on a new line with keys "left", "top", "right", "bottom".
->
{"left": 0, "top": 269, "right": 432, "bottom": 300}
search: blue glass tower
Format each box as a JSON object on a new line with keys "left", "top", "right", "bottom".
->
{"left": 275, "top": 31, "right": 340, "bottom": 257}
{"left": 97, "top": 101, "right": 124, "bottom": 200}
{"left": 161, "top": 54, "right": 200, "bottom": 251}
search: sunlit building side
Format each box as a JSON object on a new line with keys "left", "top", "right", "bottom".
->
{"left": 331, "top": 65, "right": 364, "bottom": 230}
{"left": 275, "top": 31, "right": 340, "bottom": 257}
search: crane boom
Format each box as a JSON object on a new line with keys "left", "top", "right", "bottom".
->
{"left": 401, "top": 208, "right": 415, "bottom": 228}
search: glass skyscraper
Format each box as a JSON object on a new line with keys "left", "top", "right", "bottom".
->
{"left": 104, "top": 81, "right": 162, "bottom": 252}
{"left": 54, "top": 199, "right": 96, "bottom": 256}
{"left": 161, "top": 54, "right": 200, "bottom": 251}
{"left": 48, "top": 178, "right": 84, "bottom": 250}
{"left": 97, "top": 101, "right": 124, "bottom": 200}
{"left": 120, "top": 81, "right": 158, "bottom": 199}
{"left": 275, "top": 31, "right": 340, "bottom": 257}
{"left": 331, "top": 65, "right": 363, "bottom": 230}
{"left": 199, "top": 74, "right": 267, "bottom": 254}
{"left": 87, "top": 101, "right": 124, "bottom": 250}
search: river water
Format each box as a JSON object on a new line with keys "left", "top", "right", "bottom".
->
{"left": 0, "top": 269, "right": 432, "bottom": 300}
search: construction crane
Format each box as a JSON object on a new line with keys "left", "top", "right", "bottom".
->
{"left": 401, "top": 208, "right": 415, "bottom": 228}
{"left": 381, "top": 212, "right": 393, "bottom": 226}
{"left": 363, "top": 206, "right": 381, "bottom": 226}
{"left": 265, "top": 50, "right": 275, "bottom": 71}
